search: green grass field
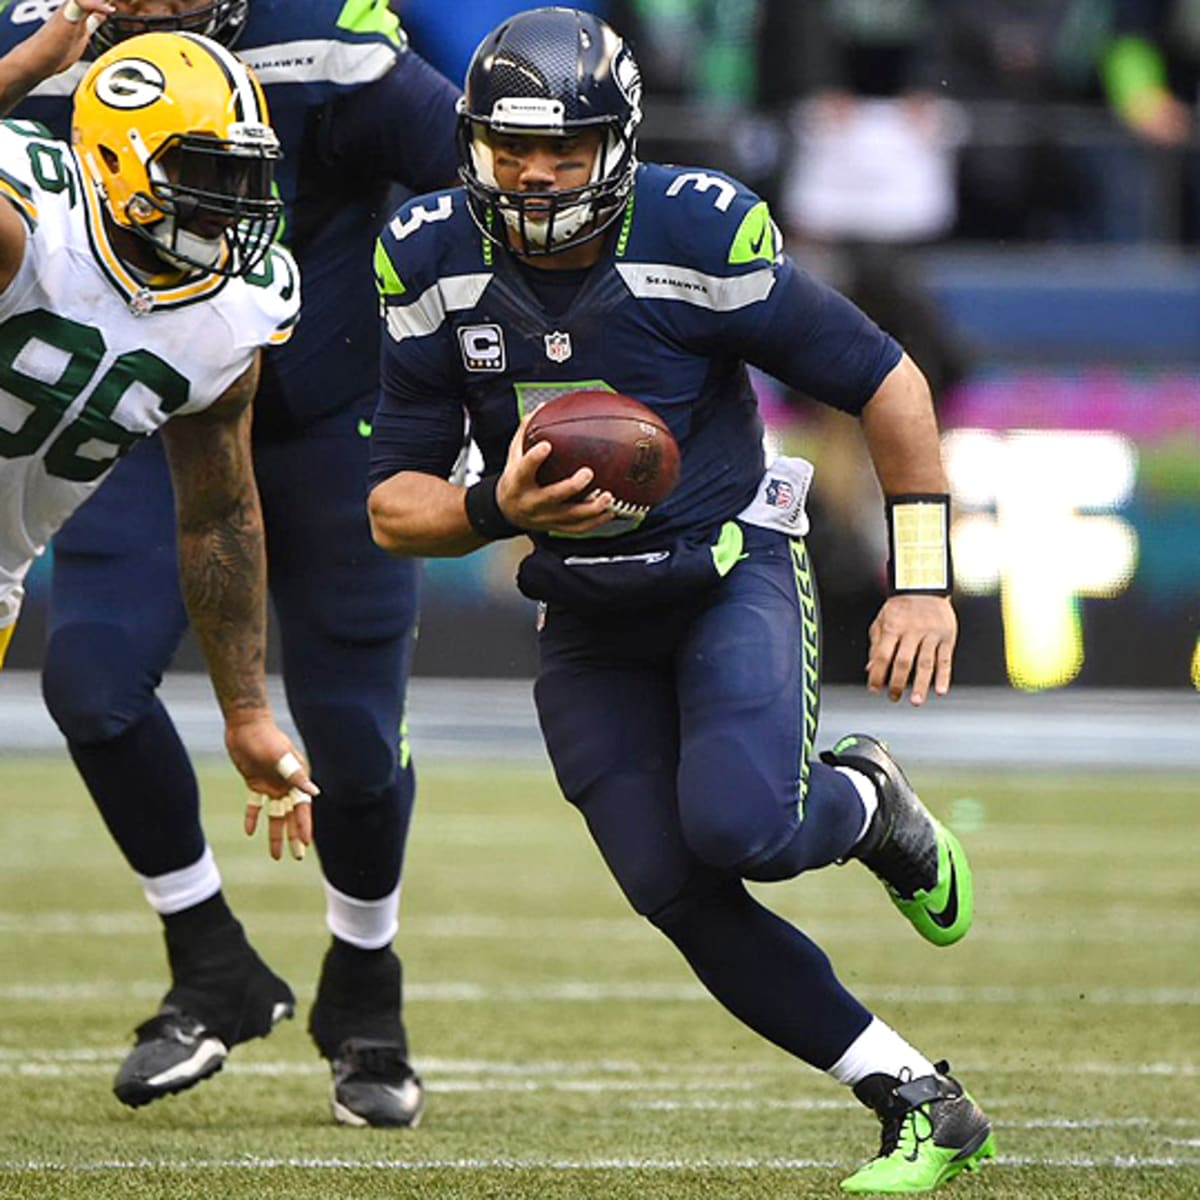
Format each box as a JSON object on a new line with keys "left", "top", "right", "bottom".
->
{"left": 0, "top": 756, "right": 1196, "bottom": 1199}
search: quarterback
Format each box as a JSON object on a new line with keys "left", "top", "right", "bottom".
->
{"left": 0, "top": 14, "right": 315, "bottom": 843}
{"left": 369, "top": 8, "right": 994, "bottom": 1194}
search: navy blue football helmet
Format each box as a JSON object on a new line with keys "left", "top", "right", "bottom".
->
{"left": 456, "top": 6, "right": 643, "bottom": 255}
{"left": 92, "top": 2, "right": 249, "bottom": 52}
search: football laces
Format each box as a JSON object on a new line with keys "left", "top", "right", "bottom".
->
{"left": 608, "top": 498, "right": 650, "bottom": 519}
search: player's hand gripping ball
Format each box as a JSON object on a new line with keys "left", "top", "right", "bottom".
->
{"left": 523, "top": 390, "right": 681, "bottom": 518}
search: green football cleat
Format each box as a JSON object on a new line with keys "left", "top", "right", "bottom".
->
{"left": 841, "top": 1062, "right": 995, "bottom": 1194}
{"left": 821, "top": 734, "right": 973, "bottom": 946}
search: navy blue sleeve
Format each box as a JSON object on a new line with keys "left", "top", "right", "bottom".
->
{"left": 319, "top": 48, "right": 461, "bottom": 193}
{"left": 746, "top": 259, "right": 903, "bottom": 413}
{"left": 692, "top": 257, "right": 902, "bottom": 415}
{"left": 369, "top": 326, "right": 466, "bottom": 489}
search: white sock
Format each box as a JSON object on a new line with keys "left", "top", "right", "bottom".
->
{"left": 323, "top": 878, "right": 400, "bottom": 950}
{"left": 837, "top": 766, "right": 878, "bottom": 848}
{"left": 138, "top": 846, "right": 221, "bottom": 915}
{"left": 828, "top": 1017, "right": 937, "bottom": 1086}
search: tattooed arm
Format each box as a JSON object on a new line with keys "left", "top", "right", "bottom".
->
{"left": 161, "top": 355, "right": 317, "bottom": 860}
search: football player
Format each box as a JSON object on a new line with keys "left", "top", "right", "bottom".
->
{"left": 0, "top": 0, "right": 458, "bottom": 1126}
{"left": 0, "top": 18, "right": 318, "bottom": 879}
{"left": 368, "top": 8, "right": 995, "bottom": 1193}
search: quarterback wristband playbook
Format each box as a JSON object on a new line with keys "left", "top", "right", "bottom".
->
{"left": 465, "top": 474, "right": 522, "bottom": 540}
{"left": 885, "top": 494, "right": 953, "bottom": 596}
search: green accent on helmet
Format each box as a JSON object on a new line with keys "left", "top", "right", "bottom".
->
{"left": 728, "top": 200, "right": 776, "bottom": 265}
{"left": 373, "top": 239, "right": 405, "bottom": 299}
{"left": 710, "top": 520, "right": 746, "bottom": 577}
{"left": 337, "top": 0, "right": 402, "bottom": 46}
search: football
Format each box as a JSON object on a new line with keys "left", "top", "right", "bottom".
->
{"left": 523, "top": 390, "right": 681, "bottom": 516}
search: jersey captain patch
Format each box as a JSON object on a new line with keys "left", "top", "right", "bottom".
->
{"left": 458, "top": 323, "right": 506, "bottom": 372}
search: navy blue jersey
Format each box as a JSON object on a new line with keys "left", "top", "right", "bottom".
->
{"left": 370, "top": 163, "right": 902, "bottom": 551}
{"left": 0, "top": 0, "right": 460, "bottom": 427}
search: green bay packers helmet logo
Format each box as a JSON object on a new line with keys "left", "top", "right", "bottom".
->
{"left": 94, "top": 59, "right": 167, "bottom": 110}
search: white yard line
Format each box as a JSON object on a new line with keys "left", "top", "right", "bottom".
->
{"left": 2, "top": 980, "right": 1197, "bottom": 1005}
{"left": 2, "top": 1155, "right": 1199, "bottom": 1171}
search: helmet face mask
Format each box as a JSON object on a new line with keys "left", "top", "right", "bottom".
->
{"left": 73, "top": 32, "right": 282, "bottom": 278}
{"left": 92, "top": 1, "right": 250, "bottom": 52}
{"left": 457, "top": 8, "right": 643, "bottom": 256}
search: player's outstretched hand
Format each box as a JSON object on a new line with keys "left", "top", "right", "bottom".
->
{"left": 497, "top": 414, "right": 615, "bottom": 535}
{"left": 0, "top": 0, "right": 114, "bottom": 111}
{"left": 866, "top": 594, "right": 957, "bottom": 706}
{"left": 226, "top": 714, "right": 319, "bottom": 862}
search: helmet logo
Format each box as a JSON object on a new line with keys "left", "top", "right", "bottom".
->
{"left": 613, "top": 44, "right": 643, "bottom": 119}
{"left": 94, "top": 59, "right": 167, "bottom": 110}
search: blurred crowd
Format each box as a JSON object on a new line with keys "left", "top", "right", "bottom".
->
{"left": 390, "top": 1, "right": 1195, "bottom": 680}
{"left": 395, "top": 0, "right": 1200, "bottom": 249}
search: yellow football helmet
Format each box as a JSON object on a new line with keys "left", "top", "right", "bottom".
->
{"left": 72, "top": 30, "right": 282, "bottom": 276}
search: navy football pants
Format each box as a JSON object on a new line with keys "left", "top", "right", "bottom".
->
{"left": 42, "top": 403, "right": 419, "bottom": 903}
{"left": 535, "top": 527, "right": 875, "bottom": 1069}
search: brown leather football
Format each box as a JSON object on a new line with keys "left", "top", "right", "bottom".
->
{"left": 523, "top": 390, "right": 681, "bottom": 516}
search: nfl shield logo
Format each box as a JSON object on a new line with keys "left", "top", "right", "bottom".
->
{"left": 544, "top": 331, "right": 573, "bottom": 363}
{"left": 765, "top": 478, "right": 795, "bottom": 509}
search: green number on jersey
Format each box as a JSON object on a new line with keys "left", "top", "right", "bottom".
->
{"left": 0, "top": 309, "right": 191, "bottom": 481}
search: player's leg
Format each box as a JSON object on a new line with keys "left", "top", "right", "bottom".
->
{"left": 41, "top": 438, "right": 292, "bottom": 1108}
{"left": 674, "top": 531, "right": 869, "bottom": 877}
{"left": 536, "top": 607, "right": 875, "bottom": 1071}
{"left": 254, "top": 407, "right": 423, "bottom": 1128}
{"left": 677, "top": 530, "right": 973, "bottom": 947}
{"left": 538, "top": 563, "right": 993, "bottom": 1192}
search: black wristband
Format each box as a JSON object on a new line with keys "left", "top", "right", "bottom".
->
{"left": 464, "top": 473, "right": 522, "bottom": 540}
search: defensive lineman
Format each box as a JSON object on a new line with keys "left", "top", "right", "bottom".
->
{"left": 0, "top": 15, "right": 315, "bottom": 854}
{"left": 1, "top": 0, "right": 459, "bottom": 1125}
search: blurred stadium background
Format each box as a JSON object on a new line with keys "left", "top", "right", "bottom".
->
{"left": 1, "top": 3, "right": 1197, "bottom": 1196}
{"left": 7, "top": 0, "right": 1196, "bottom": 696}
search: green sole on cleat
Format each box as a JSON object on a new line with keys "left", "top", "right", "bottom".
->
{"left": 889, "top": 821, "right": 974, "bottom": 947}
{"left": 840, "top": 1129, "right": 996, "bottom": 1193}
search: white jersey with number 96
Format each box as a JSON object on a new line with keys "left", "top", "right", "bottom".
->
{"left": 0, "top": 121, "right": 299, "bottom": 630}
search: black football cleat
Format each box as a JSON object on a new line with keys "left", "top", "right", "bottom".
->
{"left": 821, "top": 734, "right": 973, "bottom": 946}
{"left": 113, "top": 1007, "right": 228, "bottom": 1107}
{"left": 114, "top": 922, "right": 294, "bottom": 1108}
{"left": 841, "top": 1061, "right": 995, "bottom": 1193}
{"left": 328, "top": 1038, "right": 425, "bottom": 1128}
{"left": 309, "top": 939, "right": 422, "bottom": 1128}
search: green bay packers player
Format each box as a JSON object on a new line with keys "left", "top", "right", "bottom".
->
{"left": 0, "top": 13, "right": 317, "bottom": 876}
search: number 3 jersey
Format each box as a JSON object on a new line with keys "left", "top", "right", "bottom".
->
{"left": 369, "top": 162, "right": 903, "bottom": 556}
{"left": 0, "top": 122, "right": 300, "bottom": 628}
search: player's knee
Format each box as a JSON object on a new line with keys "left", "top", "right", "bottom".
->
{"left": 288, "top": 699, "right": 403, "bottom": 799}
{"left": 679, "top": 782, "right": 790, "bottom": 876}
{"left": 41, "top": 624, "right": 157, "bottom": 745}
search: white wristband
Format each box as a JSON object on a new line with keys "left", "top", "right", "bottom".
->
{"left": 886, "top": 495, "right": 953, "bottom": 595}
